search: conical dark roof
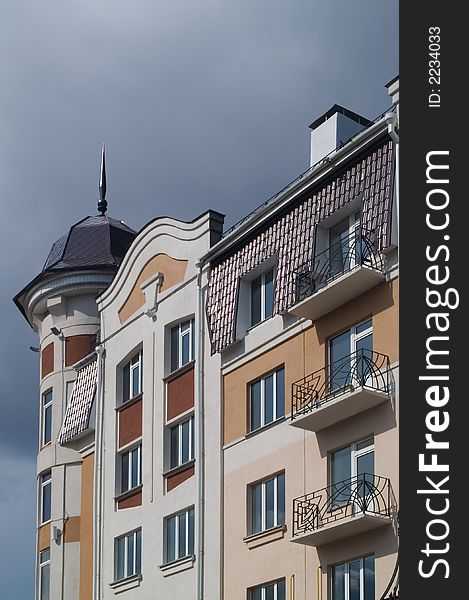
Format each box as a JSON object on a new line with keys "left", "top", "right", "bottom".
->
{"left": 43, "top": 215, "right": 136, "bottom": 272}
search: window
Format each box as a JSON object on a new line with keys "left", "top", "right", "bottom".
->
{"left": 249, "top": 472, "right": 285, "bottom": 535}
{"left": 249, "top": 578, "right": 286, "bottom": 600}
{"left": 170, "top": 319, "right": 195, "bottom": 372}
{"left": 331, "top": 555, "right": 375, "bottom": 600}
{"left": 329, "top": 211, "right": 361, "bottom": 278}
{"left": 250, "top": 367, "right": 284, "bottom": 432}
{"left": 165, "top": 507, "right": 195, "bottom": 563}
{"left": 40, "top": 471, "right": 52, "bottom": 524}
{"left": 251, "top": 269, "right": 274, "bottom": 326}
{"left": 115, "top": 529, "right": 142, "bottom": 581}
{"left": 119, "top": 444, "right": 142, "bottom": 494}
{"left": 42, "top": 390, "right": 52, "bottom": 446}
{"left": 39, "top": 548, "right": 50, "bottom": 600}
{"left": 123, "top": 350, "right": 143, "bottom": 403}
{"left": 330, "top": 438, "right": 374, "bottom": 507}
{"left": 329, "top": 319, "right": 372, "bottom": 391}
{"left": 169, "top": 416, "right": 194, "bottom": 469}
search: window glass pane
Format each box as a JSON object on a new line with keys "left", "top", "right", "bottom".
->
{"left": 277, "top": 473, "right": 285, "bottom": 526}
{"left": 135, "top": 529, "right": 142, "bottom": 574}
{"left": 356, "top": 334, "right": 373, "bottom": 384}
{"left": 166, "top": 517, "right": 176, "bottom": 563}
{"left": 355, "top": 319, "right": 372, "bottom": 336}
{"left": 181, "top": 320, "right": 190, "bottom": 332}
{"left": 191, "top": 419, "right": 195, "bottom": 459}
{"left": 171, "top": 326, "right": 179, "bottom": 371}
{"left": 127, "top": 533, "right": 134, "bottom": 577}
{"left": 42, "top": 481, "right": 51, "bottom": 523}
{"left": 330, "top": 330, "right": 351, "bottom": 391}
{"left": 178, "top": 512, "right": 187, "bottom": 558}
{"left": 123, "top": 363, "right": 130, "bottom": 401}
{"left": 131, "top": 448, "right": 139, "bottom": 488}
{"left": 356, "top": 451, "right": 375, "bottom": 503}
{"left": 191, "top": 319, "right": 195, "bottom": 362}
{"left": 170, "top": 426, "right": 179, "bottom": 469}
{"left": 331, "top": 446, "right": 351, "bottom": 506}
{"left": 276, "top": 368, "right": 285, "bottom": 419}
{"left": 356, "top": 437, "right": 374, "bottom": 451}
{"left": 329, "top": 217, "right": 350, "bottom": 276}
{"left": 41, "top": 549, "right": 50, "bottom": 562}
{"left": 181, "top": 331, "right": 190, "bottom": 366}
{"left": 44, "top": 404, "right": 52, "bottom": 444}
{"left": 131, "top": 363, "right": 140, "bottom": 397}
{"left": 250, "top": 381, "right": 261, "bottom": 431}
{"left": 116, "top": 537, "right": 125, "bottom": 580}
{"left": 188, "top": 508, "right": 195, "bottom": 555}
{"left": 121, "top": 452, "right": 129, "bottom": 493}
{"left": 40, "top": 563, "right": 50, "bottom": 600}
{"left": 332, "top": 563, "right": 346, "bottom": 600}
{"left": 251, "top": 276, "right": 262, "bottom": 326}
{"left": 349, "top": 560, "right": 361, "bottom": 600}
{"left": 265, "top": 583, "right": 275, "bottom": 600}
{"left": 250, "top": 587, "right": 262, "bottom": 600}
{"left": 265, "top": 478, "right": 275, "bottom": 529}
{"left": 264, "top": 374, "right": 274, "bottom": 424}
{"left": 251, "top": 483, "right": 262, "bottom": 534}
{"left": 182, "top": 420, "right": 190, "bottom": 463}
{"left": 277, "top": 579, "right": 286, "bottom": 600}
{"left": 364, "top": 556, "right": 375, "bottom": 600}
{"left": 264, "top": 269, "right": 274, "bottom": 319}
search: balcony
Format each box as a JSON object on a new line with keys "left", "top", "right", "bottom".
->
{"left": 289, "top": 230, "right": 385, "bottom": 320}
{"left": 292, "top": 474, "right": 397, "bottom": 547}
{"left": 290, "top": 350, "right": 391, "bottom": 432}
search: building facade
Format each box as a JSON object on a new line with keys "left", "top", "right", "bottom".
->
{"left": 15, "top": 78, "right": 399, "bottom": 600}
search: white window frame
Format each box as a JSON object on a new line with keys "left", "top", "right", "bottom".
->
{"left": 249, "top": 367, "right": 285, "bottom": 432}
{"left": 250, "top": 268, "right": 275, "bottom": 326}
{"left": 331, "top": 555, "right": 374, "bottom": 600}
{"left": 164, "top": 507, "right": 195, "bottom": 564}
{"left": 39, "top": 548, "right": 50, "bottom": 600}
{"left": 40, "top": 471, "right": 52, "bottom": 525}
{"left": 122, "top": 349, "right": 143, "bottom": 404}
{"left": 170, "top": 319, "right": 195, "bottom": 372}
{"left": 250, "top": 472, "right": 285, "bottom": 534}
{"left": 248, "top": 578, "right": 286, "bottom": 600}
{"left": 41, "top": 389, "right": 52, "bottom": 447}
{"left": 169, "top": 415, "right": 194, "bottom": 469}
{"left": 119, "top": 443, "right": 142, "bottom": 494}
{"left": 115, "top": 528, "right": 141, "bottom": 581}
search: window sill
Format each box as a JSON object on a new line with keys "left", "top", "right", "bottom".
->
{"left": 159, "top": 554, "right": 195, "bottom": 577}
{"left": 114, "top": 484, "right": 143, "bottom": 503}
{"left": 163, "top": 459, "right": 196, "bottom": 479}
{"left": 164, "top": 360, "right": 196, "bottom": 383}
{"left": 116, "top": 394, "right": 143, "bottom": 412}
{"left": 109, "top": 573, "right": 142, "bottom": 594}
{"left": 243, "top": 524, "right": 287, "bottom": 549}
{"left": 245, "top": 416, "right": 286, "bottom": 439}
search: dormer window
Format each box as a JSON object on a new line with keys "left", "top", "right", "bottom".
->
{"left": 251, "top": 268, "right": 274, "bottom": 327}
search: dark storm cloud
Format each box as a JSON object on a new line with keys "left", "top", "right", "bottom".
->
{"left": 0, "top": 1, "right": 397, "bottom": 596}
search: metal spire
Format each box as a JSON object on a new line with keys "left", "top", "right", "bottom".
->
{"left": 98, "top": 144, "right": 107, "bottom": 215}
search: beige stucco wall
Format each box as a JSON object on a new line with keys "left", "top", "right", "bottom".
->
{"left": 79, "top": 453, "right": 94, "bottom": 600}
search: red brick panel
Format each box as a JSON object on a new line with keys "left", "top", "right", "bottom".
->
{"left": 167, "top": 367, "right": 194, "bottom": 421}
{"left": 41, "top": 342, "right": 54, "bottom": 379}
{"left": 118, "top": 398, "right": 142, "bottom": 448}
{"left": 166, "top": 464, "right": 195, "bottom": 492}
{"left": 65, "top": 335, "right": 97, "bottom": 367}
{"left": 117, "top": 490, "right": 142, "bottom": 510}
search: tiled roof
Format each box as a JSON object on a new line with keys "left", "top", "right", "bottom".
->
{"left": 43, "top": 215, "right": 136, "bottom": 271}
{"left": 59, "top": 358, "right": 98, "bottom": 444}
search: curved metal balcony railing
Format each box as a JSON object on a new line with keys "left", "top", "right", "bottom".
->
{"left": 293, "top": 473, "right": 397, "bottom": 537}
{"left": 291, "top": 349, "right": 391, "bottom": 419}
{"left": 295, "top": 229, "right": 384, "bottom": 302}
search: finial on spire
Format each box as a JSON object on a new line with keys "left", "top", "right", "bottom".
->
{"left": 98, "top": 144, "right": 107, "bottom": 215}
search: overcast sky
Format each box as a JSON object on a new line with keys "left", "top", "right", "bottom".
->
{"left": 0, "top": 1, "right": 397, "bottom": 596}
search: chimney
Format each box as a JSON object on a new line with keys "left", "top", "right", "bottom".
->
{"left": 385, "top": 75, "right": 399, "bottom": 116}
{"left": 309, "top": 104, "right": 372, "bottom": 167}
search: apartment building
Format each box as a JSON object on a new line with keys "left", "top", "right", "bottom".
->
{"left": 15, "top": 77, "right": 399, "bottom": 600}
